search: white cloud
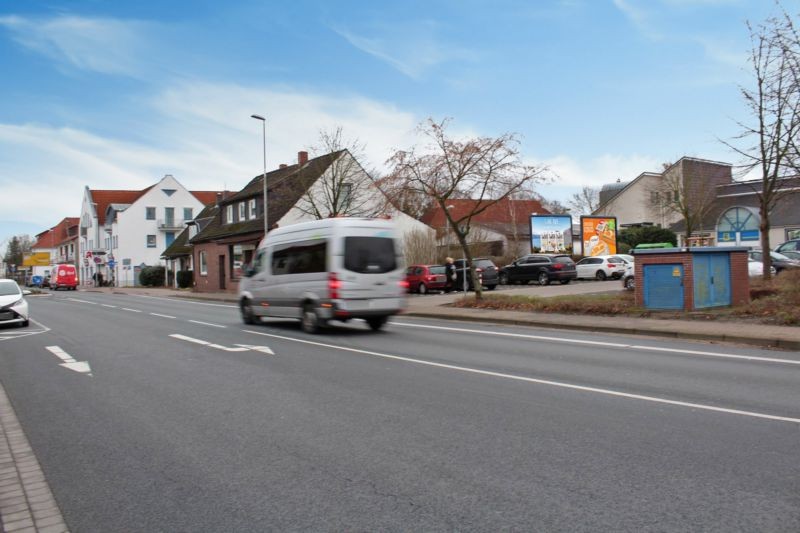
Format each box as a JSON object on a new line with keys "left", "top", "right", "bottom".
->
{"left": 537, "top": 153, "right": 661, "bottom": 197}
{"left": 0, "top": 14, "right": 156, "bottom": 77}
{"left": 332, "top": 21, "right": 475, "bottom": 80}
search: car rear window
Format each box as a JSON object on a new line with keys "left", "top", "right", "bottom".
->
{"left": 429, "top": 266, "right": 446, "bottom": 274}
{"left": 475, "top": 259, "right": 496, "bottom": 269}
{"left": 344, "top": 237, "right": 397, "bottom": 274}
{"left": 553, "top": 256, "right": 574, "bottom": 264}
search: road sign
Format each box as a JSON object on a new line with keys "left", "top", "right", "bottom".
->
{"left": 108, "top": 260, "right": 116, "bottom": 268}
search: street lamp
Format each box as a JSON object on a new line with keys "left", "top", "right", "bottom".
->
{"left": 250, "top": 114, "right": 268, "bottom": 236}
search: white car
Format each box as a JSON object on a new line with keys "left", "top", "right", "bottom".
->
{"left": 0, "top": 279, "right": 30, "bottom": 327}
{"left": 575, "top": 255, "right": 627, "bottom": 280}
{"left": 748, "top": 259, "right": 777, "bottom": 277}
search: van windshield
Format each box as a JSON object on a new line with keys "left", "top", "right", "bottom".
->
{"left": 344, "top": 237, "right": 397, "bottom": 274}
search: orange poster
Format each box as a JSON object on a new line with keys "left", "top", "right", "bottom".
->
{"left": 581, "top": 217, "right": 617, "bottom": 257}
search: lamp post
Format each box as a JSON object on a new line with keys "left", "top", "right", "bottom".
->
{"left": 250, "top": 114, "right": 268, "bottom": 236}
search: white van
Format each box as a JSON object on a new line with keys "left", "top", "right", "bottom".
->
{"left": 238, "top": 217, "right": 407, "bottom": 332}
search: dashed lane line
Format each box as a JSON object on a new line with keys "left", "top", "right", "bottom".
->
{"left": 188, "top": 320, "right": 226, "bottom": 328}
{"left": 170, "top": 334, "right": 249, "bottom": 352}
{"left": 122, "top": 308, "right": 142, "bottom": 313}
{"left": 151, "top": 313, "right": 176, "bottom": 319}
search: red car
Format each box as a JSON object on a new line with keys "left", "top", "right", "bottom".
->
{"left": 405, "top": 265, "right": 447, "bottom": 294}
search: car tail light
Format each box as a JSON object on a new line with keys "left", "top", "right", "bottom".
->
{"left": 328, "top": 272, "right": 341, "bottom": 299}
{"left": 476, "top": 267, "right": 483, "bottom": 273}
{"left": 552, "top": 263, "right": 563, "bottom": 270}
{"left": 398, "top": 279, "right": 409, "bottom": 290}
{"left": 427, "top": 275, "right": 436, "bottom": 281}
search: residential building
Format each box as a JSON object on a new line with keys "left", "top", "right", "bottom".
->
{"left": 594, "top": 156, "right": 800, "bottom": 248}
{"left": 420, "top": 197, "right": 551, "bottom": 258}
{"left": 79, "top": 175, "right": 220, "bottom": 286}
{"left": 189, "top": 150, "right": 431, "bottom": 293}
{"left": 161, "top": 203, "right": 219, "bottom": 288}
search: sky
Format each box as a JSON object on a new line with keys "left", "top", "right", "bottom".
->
{"left": 0, "top": 0, "right": 784, "bottom": 253}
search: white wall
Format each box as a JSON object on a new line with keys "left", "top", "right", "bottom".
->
{"left": 113, "top": 175, "right": 206, "bottom": 284}
{"left": 600, "top": 174, "right": 680, "bottom": 228}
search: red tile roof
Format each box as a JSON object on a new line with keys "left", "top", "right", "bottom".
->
{"left": 190, "top": 191, "right": 223, "bottom": 206}
{"left": 32, "top": 217, "right": 80, "bottom": 249}
{"left": 421, "top": 198, "right": 550, "bottom": 227}
{"left": 90, "top": 189, "right": 152, "bottom": 225}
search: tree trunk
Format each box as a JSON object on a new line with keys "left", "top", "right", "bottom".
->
{"left": 759, "top": 201, "right": 772, "bottom": 281}
{"left": 454, "top": 230, "right": 483, "bottom": 300}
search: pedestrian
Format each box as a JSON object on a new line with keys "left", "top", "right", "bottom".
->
{"left": 444, "top": 257, "right": 456, "bottom": 293}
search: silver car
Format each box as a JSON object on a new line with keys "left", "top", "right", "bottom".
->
{"left": 0, "top": 279, "right": 30, "bottom": 327}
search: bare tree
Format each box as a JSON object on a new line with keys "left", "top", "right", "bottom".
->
{"left": 295, "top": 127, "right": 386, "bottom": 219}
{"left": 385, "top": 118, "right": 549, "bottom": 299}
{"left": 648, "top": 162, "right": 719, "bottom": 243}
{"left": 403, "top": 227, "right": 438, "bottom": 266}
{"left": 567, "top": 186, "right": 599, "bottom": 215}
{"left": 723, "top": 7, "right": 800, "bottom": 279}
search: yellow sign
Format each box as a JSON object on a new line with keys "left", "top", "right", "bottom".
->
{"left": 672, "top": 267, "right": 681, "bottom": 277}
{"left": 23, "top": 252, "right": 51, "bottom": 267}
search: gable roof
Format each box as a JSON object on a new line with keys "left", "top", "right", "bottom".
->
{"left": 89, "top": 189, "right": 152, "bottom": 225}
{"left": 162, "top": 204, "right": 219, "bottom": 258}
{"left": 190, "top": 151, "right": 343, "bottom": 244}
{"left": 190, "top": 191, "right": 223, "bottom": 206}
{"left": 420, "top": 198, "right": 550, "bottom": 230}
{"left": 31, "top": 217, "right": 80, "bottom": 249}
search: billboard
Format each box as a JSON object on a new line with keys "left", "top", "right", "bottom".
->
{"left": 581, "top": 216, "right": 618, "bottom": 256}
{"left": 22, "top": 252, "right": 51, "bottom": 267}
{"left": 530, "top": 215, "right": 573, "bottom": 253}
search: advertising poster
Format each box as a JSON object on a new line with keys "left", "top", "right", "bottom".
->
{"left": 530, "top": 215, "right": 573, "bottom": 253}
{"left": 581, "top": 216, "right": 618, "bottom": 256}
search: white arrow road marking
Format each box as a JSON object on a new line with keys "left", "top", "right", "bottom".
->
{"left": 234, "top": 344, "right": 275, "bottom": 355}
{"left": 169, "top": 334, "right": 250, "bottom": 352}
{"left": 45, "top": 346, "right": 93, "bottom": 376}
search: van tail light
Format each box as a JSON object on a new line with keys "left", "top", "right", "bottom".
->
{"left": 552, "top": 263, "right": 563, "bottom": 270}
{"left": 398, "top": 279, "right": 409, "bottom": 290}
{"left": 328, "top": 272, "right": 341, "bottom": 299}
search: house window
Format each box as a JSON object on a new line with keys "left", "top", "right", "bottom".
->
{"left": 199, "top": 251, "right": 207, "bottom": 275}
{"left": 226, "top": 205, "right": 233, "bottom": 224}
{"left": 184, "top": 207, "right": 193, "bottom": 221}
{"left": 146, "top": 235, "right": 157, "bottom": 248}
{"left": 166, "top": 231, "right": 175, "bottom": 247}
{"left": 337, "top": 183, "right": 352, "bottom": 212}
{"left": 230, "top": 244, "right": 256, "bottom": 280}
{"left": 239, "top": 202, "right": 246, "bottom": 221}
{"left": 249, "top": 199, "right": 257, "bottom": 220}
{"left": 146, "top": 207, "right": 156, "bottom": 220}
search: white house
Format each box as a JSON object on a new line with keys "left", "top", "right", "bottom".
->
{"left": 79, "top": 175, "right": 219, "bottom": 286}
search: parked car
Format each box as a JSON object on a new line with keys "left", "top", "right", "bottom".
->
{"left": 621, "top": 263, "right": 635, "bottom": 290}
{"left": 748, "top": 259, "right": 777, "bottom": 277}
{"left": 452, "top": 258, "right": 499, "bottom": 291}
{"left": 779, "top": 250, "right": 800, "bottom": 261}
{"left": 748, "top": 249, "right": 800, "bottom": 274}
{"left": 0, "top": 279, "right": 30, "bottom": 328}
{"left": 774, "top": 239, "right": 800, "bottom": 255}
{"left": 498, "top": 254, "right": 577, "bottom": 286}
{"left": 612, "top": 254, "right": 635, "bottom": 265}
{"left": 575, "top": 255, "right": 627, "bottom": 280}
{"left": 405, "top": 264, "right": 447, "bottom": 294}
{"left": 50, "top": 264, "right": 78, "bottom": 291}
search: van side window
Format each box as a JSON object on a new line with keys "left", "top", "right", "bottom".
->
{"left": 344, "top": 237, "right": 396, "bottom": 273}
{"left": 271, "top": 240, "right": 327, "bottom": 275}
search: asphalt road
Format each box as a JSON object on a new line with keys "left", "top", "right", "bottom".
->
{"left": 1, "top": 291, "right": 799, "bottom": 531}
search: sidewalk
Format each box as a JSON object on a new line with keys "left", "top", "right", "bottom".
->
{"left": 83, "top": 285, "right": 800, "bottom": 350}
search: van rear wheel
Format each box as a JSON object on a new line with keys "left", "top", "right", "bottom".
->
{"left": 366, "top": 316, "right": 387, "bottom": 331}
{"left": 301, "top": 304, "right": 321, "bottom": 334}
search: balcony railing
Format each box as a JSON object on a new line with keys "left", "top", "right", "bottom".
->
{"left": 157, "top": 218, "right": 186, "bottom": 230}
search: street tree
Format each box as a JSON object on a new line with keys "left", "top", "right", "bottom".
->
{"left": 2, "top": 234, "right": 32, "bottom": 270}
{"left": 567, "top": 186, "right": 599, "bottom": 215}
{"left": 385, "top": 118, "right": 549, "bottom": 299}
{"left": 723, "top": 6, "right": 800, "bottom": 279}
{"left": 295, "top": 127, "right": 386, "bottom": 219}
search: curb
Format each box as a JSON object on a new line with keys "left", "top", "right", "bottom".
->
{"left": 403, "top": 311, "right": 800, "bottom": 351}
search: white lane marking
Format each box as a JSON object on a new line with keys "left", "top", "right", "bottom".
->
{"left": 101, "top": 304, "right": 117, "bottom": 308}
{"left": 393, "top": 321, "right": 800, "bottom": 366}
{"left": 45, "top": 346, "right": 93, "bottom": 376}
{"left": 122, "top": 308, "right": 142, "bottom": 313}
{"left": 67, "top": 298, "right": 98, "bottom": 305}
{"left": 243, "top": 329, "right": 800, "bottom": 425}
{"left": 235, "top": 344, "right": 275, "bottom": 355}
{"left": 0, "top": 319, "right": 51, "bottom": 342}
{"left": 150, "top": 313, "right": 176, "bottom": 319}
{"left": 169, "top": 334, "right": 250, "bottom": 352}
{"left": 134, "top": 294, "right": 237, "bottom": 308}
{"left": 188, "top": 320, "right": 226, "bottom": 328}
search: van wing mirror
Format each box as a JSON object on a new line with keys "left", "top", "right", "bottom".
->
{"left": 244, "top": 266, "right": 257, "bottom": 277}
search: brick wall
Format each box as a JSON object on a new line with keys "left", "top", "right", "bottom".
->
{"left": 192, "top": 242, "right": 241, "bottom": 294}
{"left": 635, "top": 249, "right": 749, "bottom": 310}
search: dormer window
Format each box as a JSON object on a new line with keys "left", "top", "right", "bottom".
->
{"left": 239, "top": 202, "right": 246, "bottom": 221}
{"left": 226, "top": 205, "right": 233, "bottom": 224}
{"left": 249, "top": 199, "right": 257, "bottom": 220}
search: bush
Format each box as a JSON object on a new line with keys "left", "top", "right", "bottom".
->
{"left": 139, "top": 266, "right": 166, "bottom": 287}
{"left": 176, "top": 270, "right": 193, "bottom": 289}
{"left": 619, "top": 226, "right": 677, "bottom": 248}
{"left": 617, "top": 242, "right": 632, "bottom": 254}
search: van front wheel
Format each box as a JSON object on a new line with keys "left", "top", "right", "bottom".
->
{"left": 366, "top": 316, "right": 387, "bottom": 331}
{"left": 240, "top": 298, "right": 256, "bottom": 325}
{"left": 301, "top": 304, "right": 321, "bottom": 334}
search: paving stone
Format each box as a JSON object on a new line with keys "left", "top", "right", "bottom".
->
{"left": 3, "top": 518, "right": 35, "bottom": 531}
{"left": 35, "top": 514, "right": 66, "bottom": 528}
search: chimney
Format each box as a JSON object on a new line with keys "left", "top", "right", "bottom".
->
{"left": 215, "top": 192, "right": 222, "bottom": 206}
{"left": 279, "top": 164, "right": 288, "bottom": 169}
{"left": 298, "top": 151, "right": 308, "bottom": 165}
